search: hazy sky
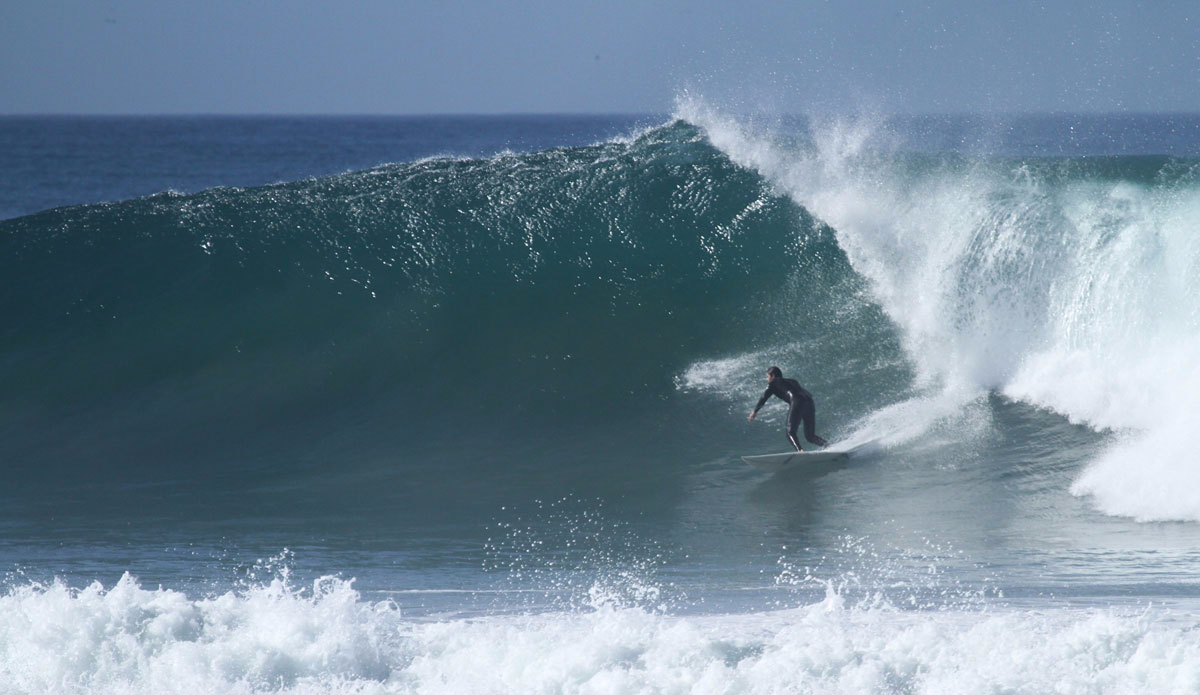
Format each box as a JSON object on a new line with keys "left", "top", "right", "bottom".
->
{"left": 2, "top": 0, "right": 1197, "bottom": 115}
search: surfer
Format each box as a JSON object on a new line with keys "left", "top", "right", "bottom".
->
{"left": 748, "top": 366, "right": 829, "bottom": 452}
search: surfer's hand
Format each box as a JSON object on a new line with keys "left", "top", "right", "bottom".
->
{"left": 748, "top": 412, "right": 756, "bottom": 422}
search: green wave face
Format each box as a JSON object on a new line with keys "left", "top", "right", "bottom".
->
{"left": 0, "top": 121, "right": 891, "bottom": 492}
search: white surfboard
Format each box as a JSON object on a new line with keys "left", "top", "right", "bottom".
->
{"left": 740, "top": 449, "right": 851, "bottom": 473}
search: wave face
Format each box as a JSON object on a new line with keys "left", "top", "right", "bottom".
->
{"left": 2, "top": 110, "right": 1198, "bottom": 534}
{"left": 0, "top": 121, "right": 899, "bottom": 528}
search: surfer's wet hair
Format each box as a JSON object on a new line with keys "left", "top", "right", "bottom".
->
{"left": 767, "top": 366, "right": 783, "bottom": 379}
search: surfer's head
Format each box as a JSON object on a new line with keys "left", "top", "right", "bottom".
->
{"left": 766, "top": 366, "right": 782, "bottom": 382}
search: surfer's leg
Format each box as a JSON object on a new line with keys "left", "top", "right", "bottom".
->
{"left": 798, "top": 397, "right": 828, "bottom": 447}
{"left": 787, "top": 403, "right": 805, "bottom": 452}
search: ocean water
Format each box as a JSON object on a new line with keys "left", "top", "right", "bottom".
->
{"left": 2, "top": 107, "right": 1200, "bottom": 693}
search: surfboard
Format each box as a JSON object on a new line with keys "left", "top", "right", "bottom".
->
{"left": 740, "top": 449, "right": 851, "bottom": 473}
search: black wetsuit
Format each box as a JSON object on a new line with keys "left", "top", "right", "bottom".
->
{"left": 754, "top": 377, "right": 828, "bottom": 451}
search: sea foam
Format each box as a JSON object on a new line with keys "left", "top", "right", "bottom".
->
{"left": 2, "top": 573, "right": 1199, "bottom": 694}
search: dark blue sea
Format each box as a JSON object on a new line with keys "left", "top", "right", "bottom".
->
{"left": 3, "top": 107, "right": 1200, "bottom": 693}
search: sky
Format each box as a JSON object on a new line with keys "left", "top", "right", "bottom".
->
{"left": 1, "top": 0, "right": 1198, "bottom": 115}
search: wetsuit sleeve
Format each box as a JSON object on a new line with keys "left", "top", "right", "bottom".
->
{"left": 753, "top": 388, "right": 772, "bottom": 414}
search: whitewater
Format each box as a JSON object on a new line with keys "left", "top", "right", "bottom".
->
{"left": 5, "top": 571, "right": 1200, "bottom": 694}
{"left": 3, "top": 107, "right": 1200, "bottom": 693}
{"left": 681, "top": 101, "right": 1200, "bottom": 524}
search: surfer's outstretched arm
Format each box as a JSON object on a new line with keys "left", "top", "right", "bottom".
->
{"left": 749, "top": 389, "right": 771, "bottom": 421}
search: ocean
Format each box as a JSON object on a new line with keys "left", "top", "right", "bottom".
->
{"left": 2, "top": 105, "right": 1200, "bottom": 693}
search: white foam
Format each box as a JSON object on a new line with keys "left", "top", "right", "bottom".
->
{"left": 4, "top": 573, "right": 1200, "bottom": 694}
{"left": 0, "top": 573, "right": 401, "bottom": 694}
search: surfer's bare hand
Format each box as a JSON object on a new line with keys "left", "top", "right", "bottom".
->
{"left": 748, "top": 412, "right": 756, "bottom": 422}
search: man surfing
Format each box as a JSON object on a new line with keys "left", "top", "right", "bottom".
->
{"left": 748, "top": 366, "right": 829, "bottom": 452}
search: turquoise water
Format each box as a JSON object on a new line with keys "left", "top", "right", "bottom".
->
{"left": 3, "top": 111, "right": 1200, "bottom": 693}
